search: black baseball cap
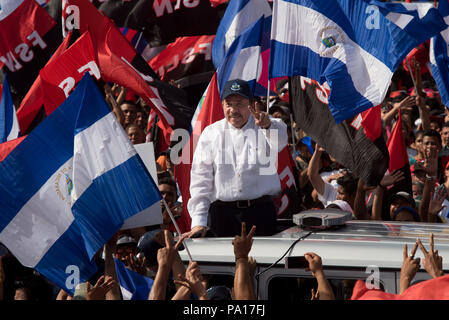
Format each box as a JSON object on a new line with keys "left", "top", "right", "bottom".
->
{"left": 389, "top": 191, "right": 416, "bottom": 209}
{"left": 221, "top": 79, "right": 253, "bottom": 101}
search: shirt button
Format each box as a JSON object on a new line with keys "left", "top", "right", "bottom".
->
{"left": 239, "top": 189, "right": 242, "bottom": 192}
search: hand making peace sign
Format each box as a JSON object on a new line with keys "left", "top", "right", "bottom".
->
{"left": 249, "top": 102, "right": 271, "bottom": 129}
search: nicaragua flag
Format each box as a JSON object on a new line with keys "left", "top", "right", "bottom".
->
{"left": 269, "top": 0, "right": 447, "bottom": 123}
{"left": 0, "top": 74, "right": 20, "bottom": 142}
{"left": 212, "top": 0, "right": 272, "bottom": 96}
{"left": 114, "top": 258, "right": 153, "bottom": 300}
{"left": 216, "top": 17, "right": 265, "bottom": 95}
{"left": 0, "top": 73, "right": 162, "bottom": 294}
{"left": 430, "top": 0, "right": 449, "bottom": 108}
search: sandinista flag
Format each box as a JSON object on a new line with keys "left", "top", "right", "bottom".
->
{"left": 269, "top": 0, "right": 447, "bottom": 124}
{"left": 290, "top": 76, "right": 389, "bottom": 188}
{"left": 351, "top": 275, "right": 449, "bottom": 300}
{"left": 149, "top": 35, "right": 216, "bottom": 82}
{"left": 39, "top": 31, "right": 99, "bottom": 114}
{"left": 16, "top": 31, "right": 73, "bottom": 134}
{"left": 0, "top": 73, "right": 162, "bottom": 294}
{"left": 98, "top": 0, "right": 227, "bottom": 46}
{"left": 386, "top": 109, "right": 413, "bottom": 196}
{"left": 63, "top": 0, "right": 193, "bottom": 141}
{"left": 0, "top": 0, "right": 56, "bottom": 69}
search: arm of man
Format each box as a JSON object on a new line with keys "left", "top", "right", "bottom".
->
{"left": 186, "top": 127, "right": 215, "bottom": 238}
{"left": 307, "top": 144, "right": 325, "bottom": 196}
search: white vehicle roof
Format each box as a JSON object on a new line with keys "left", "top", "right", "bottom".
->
{"left": 179, "top": 220, "right": 449, "bottom": 270}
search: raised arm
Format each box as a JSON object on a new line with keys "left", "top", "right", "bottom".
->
{"left": 415, "top": 61, "right": 431, "bottom": 132}
{"left": 400, "top": 242, "right": 420, "bottom": 294}
{"left": 149, "top": 231, "right": 183, "bottom": 300}
{"left": 417, "top": 234, "right": 444, "bottom": 279}
{"left": 372, "top": 171, "right": 405, "bottom": 220}
{"left": 104, "top": 234, "right": 121, "bottom": 300}
{"left": 307, "top": 144, "right": 325, "bottom": 196}
{"left": 304, "top": 252, "right": 335, "bottom": 300}
{"left": 232, "top": 223, "right": 257, "bottom": 300}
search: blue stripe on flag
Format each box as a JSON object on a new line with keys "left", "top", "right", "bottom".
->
{"left": 34, "top": 222, "right": 98, "bottom": 293}
{"left": 114, "top": 258, "right": 153, "bottom": 300}
{"left": 212, "top": 0, "right": 252, "bottom": 68}
{"left": 430, "top": 0, "right": 449, "bottom": 107}
{"left": 72, "top": 155, "right": 161, "bottom": 258}
{"left": 0, "top": 91, "right": 81, "bottom": 233}
{"left": 270, "top": 40, "right": 372, "bottom": 121}
{"left": 0, "top": 74, "right": 19, "bottom": 142}
{"left": 270, "top": 0, "right": 447, "bottom": 123}
{"left": 217, "top": 17, "right": 264, "bottom": 95}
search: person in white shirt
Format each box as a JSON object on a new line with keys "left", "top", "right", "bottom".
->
{"left": 185, "top": 79, "right": 288, "bottom": 238}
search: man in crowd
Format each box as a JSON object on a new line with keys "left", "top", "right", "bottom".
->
{"left": 186, "top": 79, "right": 288, "bottom": 238}
{"left": 120, "top": 101, "right": 138, "bottom": 129}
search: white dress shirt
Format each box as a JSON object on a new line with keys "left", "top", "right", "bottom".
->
{"left": 188, "top": 115, "right": 288, "bottom": 228}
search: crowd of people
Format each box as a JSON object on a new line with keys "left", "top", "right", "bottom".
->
{"left": 2, "top": 5, "right": 449, "bottom": 301}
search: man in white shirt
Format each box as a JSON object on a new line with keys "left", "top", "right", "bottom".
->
{"left": 185, "top": 79, "right": 288, "bottom": 237}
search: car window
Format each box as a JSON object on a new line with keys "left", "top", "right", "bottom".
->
{"left": 267, "top": 276, "right": 385, "bottom": 300}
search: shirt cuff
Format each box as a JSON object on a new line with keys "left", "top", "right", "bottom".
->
{"left": 191, "top": 213, "right": 208, "bottom": 229}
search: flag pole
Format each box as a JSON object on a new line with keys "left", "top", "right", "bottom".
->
{"left": 162, "top": 198, "right": 194, "bottom": 262}
{"left": 405, "top": 59, "right": 418, "bottom": 93}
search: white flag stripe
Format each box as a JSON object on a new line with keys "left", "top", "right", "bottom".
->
{"left": 71, "top": 112, "right": 136, "bottom": 202}
{"left": 273, "top": 0, "right": 392, "bottom": 106}
{"left": 224, "top": 1, "right": 271, "bottom": 52}
{"left": 6, "top": 107, "right": 20, "bottom": 141}
{"left": 0, "top": 157, "right": 74, "bottom": 267}
{"left": 228, "top": 46, "right": 262, "bottom": 82}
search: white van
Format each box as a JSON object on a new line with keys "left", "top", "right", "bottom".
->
{"left": 179, "top": 220, "right": 449, "bottom": 300}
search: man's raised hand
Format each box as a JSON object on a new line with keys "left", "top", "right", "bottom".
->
{"left": 249, "top": 102, "right": 271, "bottom": 129}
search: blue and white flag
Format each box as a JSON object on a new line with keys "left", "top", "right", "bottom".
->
{"left": 114, "top": 258, "right": 153, "bottom": 300}
{"left": 0, "top": 73, "right": 162, "bottom": 294}
{"left": 430, "top": 0, "right": 449, "bottom": 108}
{"left": 212, "top": 0, "right": 271, "bottom": 96}
{"left": 270, "top": 0, "right": 447, "bottom": 123}
{"left": 0, "top": 74, "right": 20, "bottom": 142}
{"left": 216, "top": 17, "right": 264, "bottom": 95}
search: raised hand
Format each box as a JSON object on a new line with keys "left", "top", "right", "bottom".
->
{"left": 380, "top": 170, "right": 405, "bottom": 188}
{"left": 174, "top": 261, "right": 208, "bottom": 300}
{"left": 417, "top": 234, "right": 444, "bottom": 279}
{"left": 232, "top": 222, "right": 256, "bottom": 261}
{"left": 157, "top": 230, "right": 185, "bottom": 269}
{"left": 125, "top": 253, "right": 147, "bottom": 276}
{"left": 86, "top": 276, "right": 116, "bottom": 300}
{"left": 304, "top": 252, "right": 323, "bottom": 277}
{"left": 400, "top": 242, "right": 420, "bottom": 293}
{"left": 394, "top": 95, "right": 416, "bottom": 113}
{"left": 249, "top": 102, "right": 271, "bottom": 129}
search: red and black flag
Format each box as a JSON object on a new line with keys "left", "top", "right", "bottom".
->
{"left": 386, "top": 109, "right": 413, "bottom": 195}
{"left": 98, "top": 0, "right": 228, "bottom": 46}
{"left": 149, "top": 35, "right": 216, "bottom": 83}
{"left": 290, "top": 76, "right": 389, "bottom": 187}
{"left": 0, "top": 0, "right": 62, "bottom": 98}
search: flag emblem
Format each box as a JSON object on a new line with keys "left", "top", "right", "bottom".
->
{"left": 55, "top": 166, "right": 73, "bottom": 206}
{"left": 231, "top": 82, "right": 241, "bottom": 91}
{"left": 322, "top": 36, "right": 336, "bottom": 48}
{"left": 319, "top": 27, "right": 344, "bottom": 56}
{"left": 65, "top": 173, "right": 73, "bottom": 196}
